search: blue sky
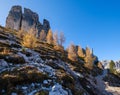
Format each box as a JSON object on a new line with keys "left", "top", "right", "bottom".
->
{"left": 0, "top": 0, "right": 120, "bottom": 60}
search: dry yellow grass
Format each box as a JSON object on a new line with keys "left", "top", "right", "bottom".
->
{"left": 0, "top": 47, "right": 10, "bottom": 55}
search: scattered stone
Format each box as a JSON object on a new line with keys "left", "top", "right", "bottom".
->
{"left": 0, "top": 59, "right": 8, "bottom": 67}
{"left": 22, "top": 86, "right": 28, "bottom": 90}
{"left": 49, "top": 83, "right": 68, "bottom": 95}
{"left": 43, "top": 80, "right": 48, "bottom": 84}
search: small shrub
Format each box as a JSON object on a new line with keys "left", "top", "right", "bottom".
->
{"left": 35, "top": 90, "right": 49, "bottom": 95}
{"left": 17, "top": 29, "right": 26, "bottom": 39}
{"left": 54, "top": 45, "right": 64, "bottom": 52}
{"left": 61, "top": 74, "right": 75, "bottom": 90}
{"left": 21, "top": 47, "right": 26, "bottom": 52}
{"left": 84, "top": 62, "right": 93, "bottom": 70}
{"left": 1, "top": 47, "right": 10, "bottom": 55}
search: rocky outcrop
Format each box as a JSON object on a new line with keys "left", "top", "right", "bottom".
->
{"left": 6, "top": 6, "right": 22, "bottom": 30}
{"left": 43, "top": 19, "right": 50, "bottom": 33}
{"left": 21, "top": 8, "right": 39, "bottom": 32}
{"left": 6, "top": 5, "right": 50, "bottom": 35}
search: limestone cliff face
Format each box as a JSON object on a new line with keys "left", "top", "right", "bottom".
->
{"left": 6, "top": 5, "right": 50, "bottom": 35}
{"left": 43, "top": 19, "right": 50, "bottom": 33}
{"left": 21, "top": 8, "right": 39, "bottom": 32}
{"left": 6, "top": 6, "right": 22, "bottom": 30}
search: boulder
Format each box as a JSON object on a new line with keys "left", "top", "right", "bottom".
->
{"left": 0, "top": 59, "right": 8, "bottom": 67}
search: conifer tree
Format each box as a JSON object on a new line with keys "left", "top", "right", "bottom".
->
{"left": 68, "top": 43, "right": 78, "bottom": 61}
{"left": 77, "top": 45, "right": 85, "bottom": 58}
{"left": 84, "top": 46, "right": 94, "bottom": 69}
{"left": 46, "top": 29, "right": 53, "bottom": 44}
{"left": 109, "top": 60, "right": 115, "bottom": 73}
{"left": 22, "top": 28, "right": 37, "bottom": 48}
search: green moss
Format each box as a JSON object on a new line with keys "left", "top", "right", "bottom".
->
{"left": 35, "top": 90, "right": 49, "bottom": 95}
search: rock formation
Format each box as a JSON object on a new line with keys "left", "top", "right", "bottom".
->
{"left": 6, "top": 6, "right": 22, "bottom": 30}
{"left": 43, "top": 19, "right": 50, "bottom": 33}
{"left": 21, "top": 8, "right": 39, "bottom": 32}
{"left": 6, "top": 5, "right": 50, "bottom": 35}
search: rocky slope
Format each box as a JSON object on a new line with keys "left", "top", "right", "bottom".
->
{"left": 0, "top": 25, "right": 116, "bottom": 95}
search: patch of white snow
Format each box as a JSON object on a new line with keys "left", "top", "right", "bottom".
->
{"left": 49, "top": 83, "right": 68, "bottom": 95}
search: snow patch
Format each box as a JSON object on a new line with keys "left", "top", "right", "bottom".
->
{"left": 73, "top": 71, "right": 84, "bottom": 78}
{"left": 49, "top": 83, "right": 68, "bottom": 95}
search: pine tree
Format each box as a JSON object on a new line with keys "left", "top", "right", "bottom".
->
{"left": 46, "top": 29, "right": 53, "bottom": 44}
{"left": 68, "top": 43, "right": 78, "bottom": 61}
{"left": 86, "top": 46, "right": 91, "bottom": 57}
{"left": 84, "top": 46, "right": 94, "bottom": 69}
{"left": 77, "top": 45, "right": 85, "bottom": 58}
{"left": 22, "top": 28, "right": 37, "bottom": 48}
{"left": 109, "top": 60, "right": 115, "bottom": 73}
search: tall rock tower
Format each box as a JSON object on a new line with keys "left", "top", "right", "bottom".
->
{"left": 5, "top": 5, "right": 50, "bottom": 36}
{"left": 21, "top": 8, "right": 40, "bottom": 32}
{"left": 6, "top": 6, "right": 22, "bottom": 30}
